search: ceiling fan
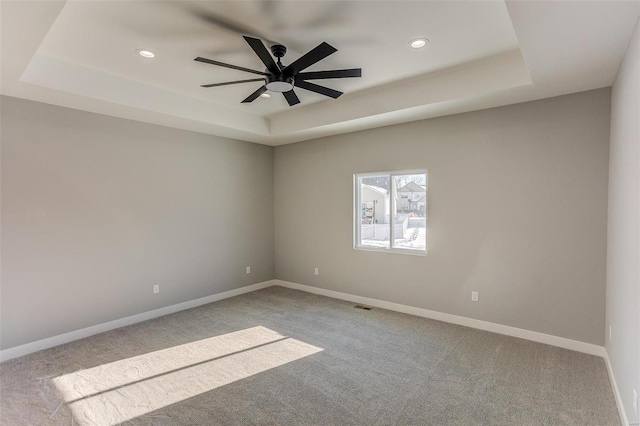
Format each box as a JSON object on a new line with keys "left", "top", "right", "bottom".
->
{"left": 194, "top": 36, "right": 362, "bottom": 106}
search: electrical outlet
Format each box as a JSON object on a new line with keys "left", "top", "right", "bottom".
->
{"left": 633, "top": 389, "right": 638, "bottom": 415}
{"left": 153, "top": 285, "right": 159, "bottom": 294}
{"left": 314, "top": 268, "right": 319, "bottom": 275}
{"left": 471, "top": 291, "right": 479, "bottom": 302}
{"left": 246, "top": 266, "right": 251, "bottom": 274}
{"left": 609, "top": 325, "right": 612, "bottom": 342}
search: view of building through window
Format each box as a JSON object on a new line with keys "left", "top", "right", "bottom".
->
{"left": 355, "top": 171, "right": 427, "bottom": 253}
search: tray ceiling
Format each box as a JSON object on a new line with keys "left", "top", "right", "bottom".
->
{"left": 2, "top": 1, "right": 639, "bottom": 145}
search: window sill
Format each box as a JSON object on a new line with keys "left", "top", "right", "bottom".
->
{"left": 354, "top": 246, "right": 427, "bottom": 256}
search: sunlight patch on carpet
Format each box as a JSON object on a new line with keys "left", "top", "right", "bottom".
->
{"left": 52, "top": 326, "right": 322, "bottom": 425}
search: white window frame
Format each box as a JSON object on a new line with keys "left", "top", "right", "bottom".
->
{"left": 353, "top": 169, "right": 428, "bottom": 256}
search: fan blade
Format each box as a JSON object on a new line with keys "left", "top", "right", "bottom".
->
{"left": 194, "top": 57, "right": 268, "bottom": 76}
{"left": 283, "top": 90, "right": 300, "bottom": 106}
{"left": 201, "top": 78, "right": 264, "bottom": 88}
{"left": 298, "top": 68, "right": 362, "bottom": 80}
{"left": 241, "top": 86, "right": 268, "bottom": 103}
{"left": 193, "top": 9, "right": 278, "bottom": 45}
{"left": 243, "top": 36, "right": 280, "bottom": 75}
{"left": 295, "top": 80, "right": 342, "bottom": 98}
{"left": 283, "top": 42, "right": 337, "bottom": 76}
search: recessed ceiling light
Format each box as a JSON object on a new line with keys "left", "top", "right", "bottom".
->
{"left": 260, "top": 93, "right": 271, "bottom": 98}
{"left": 409, "top": 38, "right": 429, "bottom": 49}
{"left": 137, "top": 49, "right": 155, "bottom": 58}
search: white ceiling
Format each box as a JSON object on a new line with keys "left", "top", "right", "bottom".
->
{"left": 2, "top": 1, "right": 639, "bottom": 146}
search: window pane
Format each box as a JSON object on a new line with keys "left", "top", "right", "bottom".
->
{"left": 393, "top": 174, "right": 427, "bottom": 251}
{"left": 359, "top": 175, "right": 390, "bottom": 249}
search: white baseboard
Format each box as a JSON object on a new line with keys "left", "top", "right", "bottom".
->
{"left": 0, "top": 280, "right": 275, "bottom": 362}
{"left": 274, "top": 280, "right": 606, "bottom": 358}
{"left": 604, "top": 349, "right": 630, "bottom": 426}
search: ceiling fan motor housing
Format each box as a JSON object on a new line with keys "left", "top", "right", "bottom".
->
{"left": 267, "top": 43, "right": 293, "bottom": 92}
{"left": 265, "top": 74, "right": 294, "bottom": 93}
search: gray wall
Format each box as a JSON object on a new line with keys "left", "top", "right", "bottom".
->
{"left": 606, "top": 16, "right": 640, "bottom": 424}
{"left": 0, "top": 96, "right": 274, "bottom": 350}
{"left": 275, "top": 88, "right": 610, "bottom": 346}
{"left": 0, "top": 87, "right": 614, "bottom": 353}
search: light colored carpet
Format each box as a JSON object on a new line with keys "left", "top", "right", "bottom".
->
{"left": 0, "top": 286, "right": 619, "bottom": 425}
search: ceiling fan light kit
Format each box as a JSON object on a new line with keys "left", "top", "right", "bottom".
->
{"left": 195, "top": 36, "right": 362, "bottom": 106}
{"left": 265, "top": 74, "right": 294, "bottom": 93}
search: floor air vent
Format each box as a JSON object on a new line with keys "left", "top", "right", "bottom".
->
{"left": 353, "top": 305, "right": 372, "bottom": 310}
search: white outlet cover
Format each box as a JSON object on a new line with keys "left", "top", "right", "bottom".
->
{"left": 471, "top": 291, "right": 479, "bottom": 302}
{"left": 314, "top": 268, "right": 319, "bottom": 275}
{"left": 246, "top": 266, "right": 251, "bottom": 274}
{"left": 153, "top": 285, "right": 159, "bottom": 294}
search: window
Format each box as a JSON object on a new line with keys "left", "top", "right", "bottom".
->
{"left": 354, "top": 170, "right": 427, "bottom": 254}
